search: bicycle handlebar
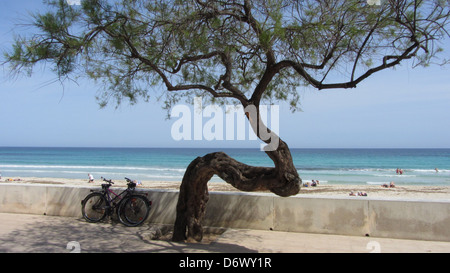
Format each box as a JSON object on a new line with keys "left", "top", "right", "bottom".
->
{"left": 98, "top": 177, "right": 136, "bottom": 185}
{"left": 101, "top": 177, "right": 114, "bottom": 184}
{"left": 124, "top": 177, "right": 137, "bottom": 189}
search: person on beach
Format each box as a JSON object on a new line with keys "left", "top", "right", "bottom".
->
{"left": 88, "top": 173, "right": 94, "bottom": 183}
{"left": 350, "top": 191, "right": 367, "bottom": 196}
{"left": 382, "top": 182, "right": 396, "bottom": 188}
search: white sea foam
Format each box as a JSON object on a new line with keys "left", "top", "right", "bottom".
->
{"left": 374, "top": 174, "right": 416, "bottom": 177}
{"left": 366, "top": 181, "right": 388, "bottom": 185}
{"left": 0, "top": 164, "right": 186, "bottom": 172}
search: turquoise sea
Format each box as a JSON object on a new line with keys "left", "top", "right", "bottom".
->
{"left": 0, "top": 147, "right": 449, "bottom": 186}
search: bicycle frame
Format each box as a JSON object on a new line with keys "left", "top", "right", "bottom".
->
{"left": 89, "top": 182, "right": 134, "bottom": 216}
{"left": 105, "top": 187, "right": 128, "bottom": 206}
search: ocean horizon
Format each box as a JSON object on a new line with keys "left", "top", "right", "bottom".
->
{"left": 0, "top": 147, "right": 449, "bottom": 186}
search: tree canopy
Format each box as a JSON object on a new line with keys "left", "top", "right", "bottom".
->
{"left": 4, "top": 0, "right": 450, "bottom": 112}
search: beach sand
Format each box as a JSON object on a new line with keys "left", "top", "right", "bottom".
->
{"left": 2, "top": 176, "right": 450, "bottom": 201}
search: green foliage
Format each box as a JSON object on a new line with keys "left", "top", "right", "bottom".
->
{"left": 2, "top": 0, "right": 449, "bottom": 111}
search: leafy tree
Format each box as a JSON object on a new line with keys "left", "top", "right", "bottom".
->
{"left": 3, "top": 0, "right": 449, "bottom": 242}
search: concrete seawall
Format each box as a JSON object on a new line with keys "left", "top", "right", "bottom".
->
{"left": 1, "top": 183, "right": 449, "bottom": 242}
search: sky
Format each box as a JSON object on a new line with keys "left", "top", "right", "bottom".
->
{"left": 0, "top": 1, "right": 449, "bottom": 149}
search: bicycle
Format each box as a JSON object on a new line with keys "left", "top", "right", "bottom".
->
{"left": 81, "top": 177, "right": 151, "bottom": 227}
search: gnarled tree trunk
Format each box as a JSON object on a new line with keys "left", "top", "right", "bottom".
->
{"left": 172, "top": 135, "right": 301, "bottom": 242}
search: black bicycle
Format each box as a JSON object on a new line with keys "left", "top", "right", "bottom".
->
{"left": 81, "top": 177, "right": 151, "bottom": 227}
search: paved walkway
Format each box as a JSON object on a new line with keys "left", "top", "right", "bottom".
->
{"left": 1, "top": 212, "right": 449, "bottom": 253}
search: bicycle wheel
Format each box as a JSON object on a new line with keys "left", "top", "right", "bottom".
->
{"left": 118, "top": 195, "right": 150, "bottom": 227}
{"left": 81, "top": 192, "right": 108, "bottom": 222}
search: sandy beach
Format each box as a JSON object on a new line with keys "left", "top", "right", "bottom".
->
{"left": 2, "top": 176, "right": 450, "bottom": 201}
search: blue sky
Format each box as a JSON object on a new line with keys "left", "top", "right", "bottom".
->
{"left": 1, "top": 1, "right": 449, "bottom": 149}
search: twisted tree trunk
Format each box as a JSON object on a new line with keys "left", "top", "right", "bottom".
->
{"left": 172, "top": 136, "right": 301, "bottom": 242}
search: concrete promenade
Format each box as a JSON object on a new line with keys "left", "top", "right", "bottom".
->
{"left": 2, "top": 183, "right": 450, "bottom": 242}
{"left": 1, "top": 212, "right": 450, "bottom": 253}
